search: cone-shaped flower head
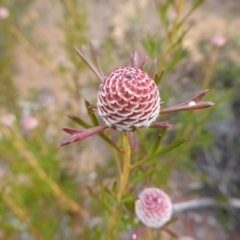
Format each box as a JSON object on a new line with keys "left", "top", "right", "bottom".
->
{"left": 97, "top": 67, "right": 160, "bottom": 131}
{"left": 135, "top": 187, "right": 173, "bottom": 228}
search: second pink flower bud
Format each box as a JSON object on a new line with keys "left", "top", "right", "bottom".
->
{"left": 135, "top": 187, "right": 173, "bottom": 228}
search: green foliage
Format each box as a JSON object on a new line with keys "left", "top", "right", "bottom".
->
{"left": 0, "top": 0, "right": 236, "bottom": 239}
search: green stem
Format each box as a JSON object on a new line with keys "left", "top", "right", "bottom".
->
{"left": 117, "top": 132, "right": 131, "bottom": 200}
{"left": 202, "top": 46, "right": 219, "bottom": 89}
{"left": 146, "top": 227, "right": 153, "bottom": 240}
{"left": 108, "top": 132, "right": 131, "bottom": 238}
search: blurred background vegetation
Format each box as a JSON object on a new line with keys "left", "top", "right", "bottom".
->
{"left": 0, "top": 0, "right": 240, "bottom": 239}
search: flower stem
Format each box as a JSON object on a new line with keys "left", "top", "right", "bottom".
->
{"left": 146, "top": 227, "right": 153, "bottom": 240}
{"left": 107, "top": 132, "right": 131, "bottom": 237}
{"left": 117, "top": 132, "right": 131, "bottom": 200}
{"left": 107, "top": 207, "right": 119, "bottom": 238}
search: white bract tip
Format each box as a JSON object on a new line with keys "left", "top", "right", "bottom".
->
{"left": 188, "top": 101, "right": 196, "bottom": 106}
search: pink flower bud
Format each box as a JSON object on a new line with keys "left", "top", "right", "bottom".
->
{"left": 21, "top": 116, "right": 38, "bottom": 131}
{"left": 135, "top": 187, "right": 173, "bottom": 228}
{"left": 211, "top": 35, "right": 227, "bottom": 48}
{"left": 97, "top": 67, "right": 160, "bottom": 131}
{"left": 0, "top": 7, "right": 9, "bottom": 19}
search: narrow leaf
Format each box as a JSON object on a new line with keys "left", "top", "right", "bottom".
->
{"left": 65, "top": 114, "right": 123, "bottom": 153}
{"left": 86, "top": 186, "right": 111, "bottom": 213}
{"left": 74, "top": 46, "right": 103, "bottom": 82}
{"left": 103, "top": 186, "right": 117, "bottom": 200}
{"left": 149, "top": 121, "right": 171, "bottom": 128}
{"left": 149, "top": 58, "right": 157, "bottom": 78}
{"left": 138, "top": 56, "right": 148, "bottom": 69}
{"left": 84, "top": 99, "right": 99, "bottom": 126}
{"left": 58, "top": 125, "right": 108, "bottom": 147}
{"left": 154, "top": 69, "right": 165, "bottom": 84}
{"left": 172, "top": 89, "right": 209, "bottom": 108}
{"left": 130, "top": 51, "right": 138, "bottom": 67}
{"left": 160, "top": 102, "right": 214, "bottom": 115}
{"left": 130, "top": 167, "right": 155, "bottom": 186}
{"left": 128, "top": 132, "right": 139, "bottom": 152}
{"left": 121, "top": 196, "right": 135, "bottom": 204}
{"left": 132, "top": 138, "right": 186, "bottom": 169}
{"left": 66, "top": 113, "right": 91, "bottom": 128}
{"left": 156, "top": 138, "right": 186, "bottom": 155}
{"left": 110, "top": 180, "right": 117, "bottom": 194}
{"left": 62, "top": 127, "right": 86, "bottom": 135}
{"left": 160, "top": 89, "right": 214, "bottom": 115}
{"left": 150, "top": 128, "right": 167, "bottom": 156}
{"left": 89, "top": 41, "right": 105, "bottom": 81}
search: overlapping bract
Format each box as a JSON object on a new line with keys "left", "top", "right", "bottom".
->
{"left": 135, "top": 187, "right": 173, "bottom": 228}
{"left": 97, "top": 67, "right": 160, "bottom": 131}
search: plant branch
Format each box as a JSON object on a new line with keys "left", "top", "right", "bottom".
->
{"left": 107, "top": 132, "right": 132, "bottom": 238}
{"left": 117, "top": 132, "right": 131, "bottom": 200}
{"left": 173, "top": 197, "right": 240, "bottom": 213}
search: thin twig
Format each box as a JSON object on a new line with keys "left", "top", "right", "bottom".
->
{"left": 149, "top": 58, "right": 157, "bottom": 78}
{"left": 90, "top": 41, "right": 105, "bottom": 80}
{"left": 173, "top": 197, "right": 240, "bottom": 213}
{"left": 74, "top": 46, "right": 104, "bottom": 82}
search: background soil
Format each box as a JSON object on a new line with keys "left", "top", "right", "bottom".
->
{"left": 14, "top": 0, "right": 240, "bottom": 99}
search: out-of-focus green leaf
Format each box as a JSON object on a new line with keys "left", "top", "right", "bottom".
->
{"left": 66, "top": 113, "right": 92, "bottom": 128}
{"left": 155, "top": 0, "right": 173, "bottom": 30}
{"left": 142, "top": 34, "right": 163, "bottom": 59}
{"left": 155, "top": 138, "right": 187, "bottom": 155}
{"left": 84, "top": 99, "right": 99, "bottom": 126}
{"left": 150, "top": 128, "right": 168, "bottom": 156}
